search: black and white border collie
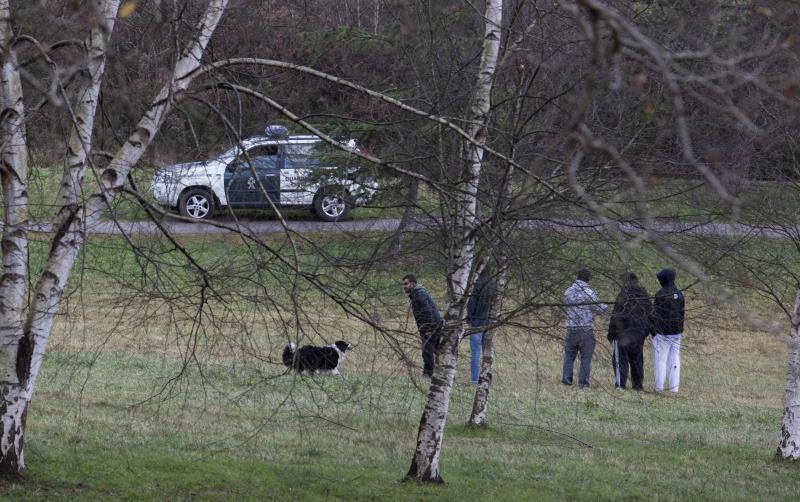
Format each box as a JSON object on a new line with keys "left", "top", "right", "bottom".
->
{"left": 282, "top": 340, "right": 352, "bottom": 375}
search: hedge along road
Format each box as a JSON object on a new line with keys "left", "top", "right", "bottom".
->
{"left": 7, "top": 216, "right": 798, "bottom": 239}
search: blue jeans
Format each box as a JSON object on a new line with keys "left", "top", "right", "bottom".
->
{"left": 562, "top": 327, "right": 595, "bottom": 387}
{"left": 470, "top": 332, "right": 484, "bottom": 383}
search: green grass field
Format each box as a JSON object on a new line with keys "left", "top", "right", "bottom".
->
{"left": 0, "top": 228, "right": 799, "bottom": 500}
{"left": 2, "top": 310, "right": 797, "bottom": 500}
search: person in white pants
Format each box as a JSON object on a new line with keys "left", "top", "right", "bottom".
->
{"left": 652, "top": 333, "right": 682, "bottom": 392}
{"left": 651, "top": 268, "right": 685, "bottom": 393}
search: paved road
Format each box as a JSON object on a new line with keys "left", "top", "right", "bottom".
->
{"left": 11, "top": 216, "right": 797, "bottom": 239}
{"left": 16, "top": 217, "right": 417, "bottom": 235}
{"left": 518, "top": 218, "right": 797, "bottom": 239}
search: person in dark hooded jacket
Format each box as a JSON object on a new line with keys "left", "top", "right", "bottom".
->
{"left": 466, "top": 266, "right": 496, "bottom": 384}
{"left": 651, "top": 268, "right": 685, "bottom": 392}
{"left": 403, "top": 274, "right": 442, "bottom": 378}
{"left": 607, "top": 272, "right": 654, "bottom": 390}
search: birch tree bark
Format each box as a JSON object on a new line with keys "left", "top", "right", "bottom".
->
{"left": 18, "top": 0, "right": 121, "bottom": 409}
{"left": 0, "top": 0, "right": 229, "bottom": 474}
{"left": 778, "top": 289, "right": 800, "bottom": 460}
{"left": 0, "top": 0, "right": 120, "bottom": 473}
{"left": 468, "top": 63, "right": 532, "bottom": 426}
{"left": 468, "top": 256, "right": 506, "bottom": 427}
{"left": 406, "top": 0, "right": 502, "bottom": 483}
{"left": 23, "top": 0, "right": 228, "bottom": 398}
{"left": 467, "top": 168, "right": 513, "bottom": 427}
{"left": 0, "top": 0, "right": 31, "bottom": 473}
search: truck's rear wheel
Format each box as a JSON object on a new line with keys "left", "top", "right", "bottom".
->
{"left": 179, "top": 188, "right": 215, "bottom": 220}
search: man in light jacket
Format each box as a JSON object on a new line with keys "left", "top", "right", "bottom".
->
{"left": 652, "top": 268, "right": 685, "bottom": 393}
{"left": 562, "top": 269, "right": 608, "bottom": 387}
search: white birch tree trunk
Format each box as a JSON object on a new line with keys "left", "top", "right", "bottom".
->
{"left": 468, "top": 70, "right": 528, "bottom": 426}
{"left": 778, "top": 289, "right": 800, "bottom": 459}
{"left": 468, "top": 262, "right": 506, "bottom": 427}
{"left": 23, "top": 0, "right": 228, "bottom": 399}
{"left": 0, "top": 0, "right": 31, "bottom": 473}
{"left": 16, "top": 0, "right": 121, "bottom": 413}
{"left": 0, "top": 0, "right": 228, "bottom": 474}
{"left": 406, "top": 0, "right": 502, "bottom": 483}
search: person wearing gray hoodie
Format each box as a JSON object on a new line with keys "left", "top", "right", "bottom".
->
{"left": 562, "top": 269, "right": 608, "bottom": 387}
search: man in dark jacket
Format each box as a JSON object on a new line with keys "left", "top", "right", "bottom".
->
{"left": 652, "top": 268, "right": 685, "bottom": 393}
{"left": 607, "top": 272, "right": 654, "bottom": 390}
{"left": 403, "top": 274, "right": 442, "bottom": 378}
{"left": 466, "top": 266, "right": 496, "bottom": 384}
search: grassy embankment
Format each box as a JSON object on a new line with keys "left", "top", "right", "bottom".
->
{"left": 1, "top": 229, "right": 799, "bottom": 500}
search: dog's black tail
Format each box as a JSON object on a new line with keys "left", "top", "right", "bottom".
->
{"left": 282, "top": 342, "right": 296, "bottom": 368}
